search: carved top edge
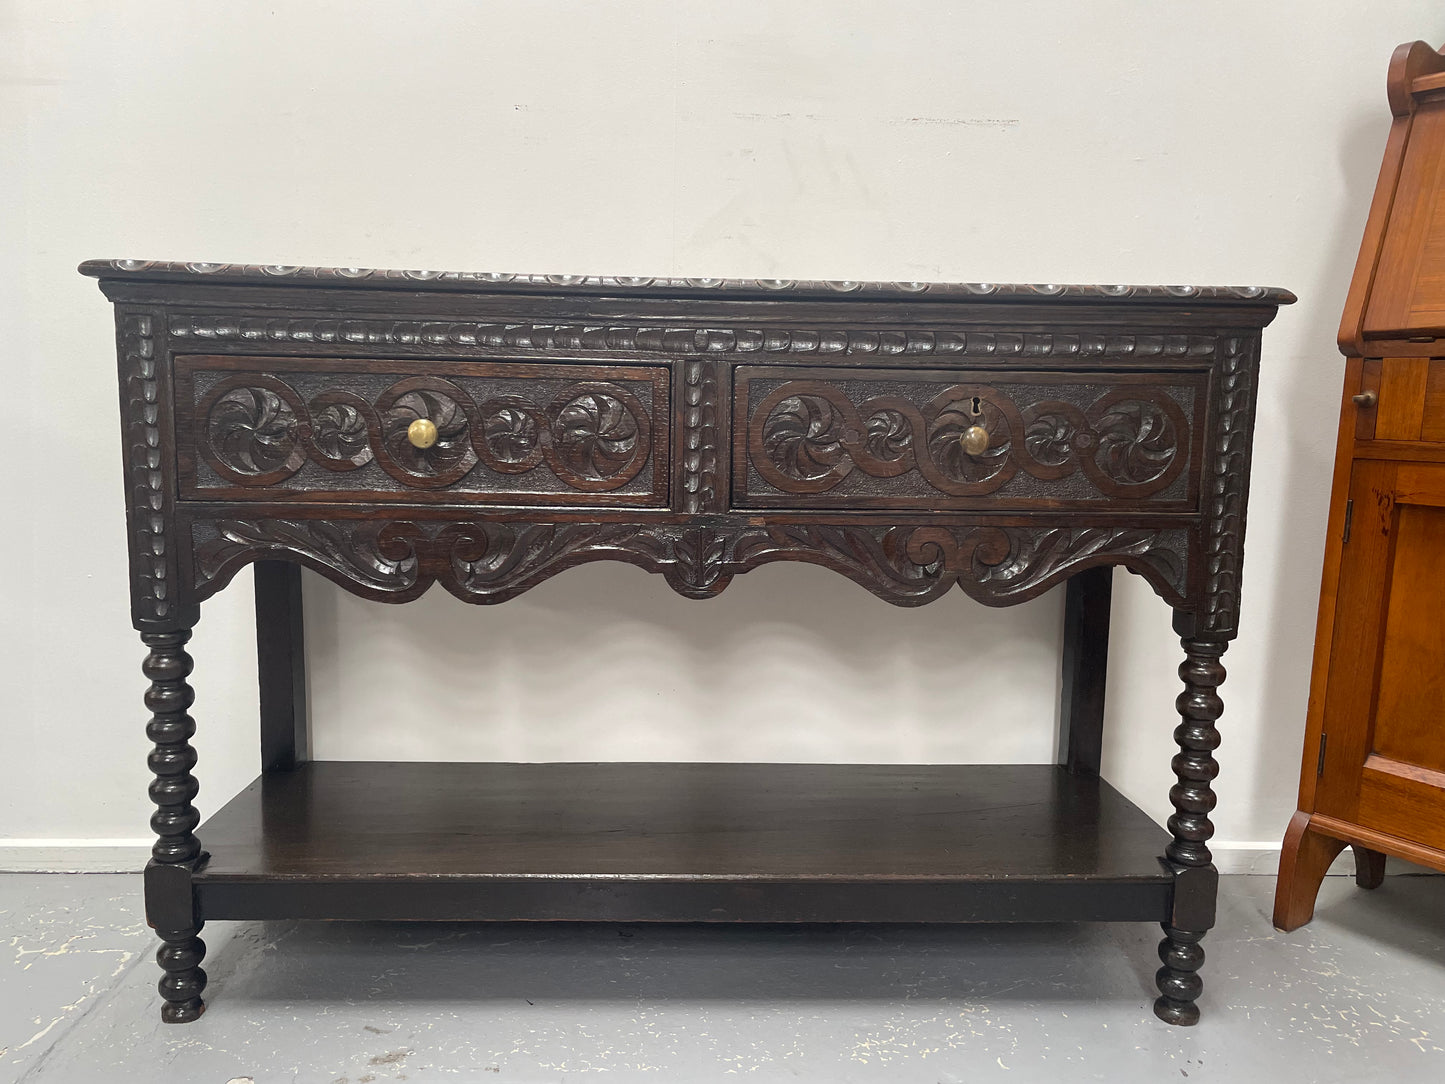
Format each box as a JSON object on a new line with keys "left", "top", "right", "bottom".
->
{"left": 79, "top": 259, "right": 1296, "bottom": 307}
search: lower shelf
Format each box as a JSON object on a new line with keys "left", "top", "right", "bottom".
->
{"left": 192, "top": 762, "right": 1175, "bottom": 924}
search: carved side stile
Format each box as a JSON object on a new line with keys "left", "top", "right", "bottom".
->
{"left": 1201, "top": 337, "right": 1258, "bottom": 637}
{"left": 681, "top": 360, "right": 721, "bottom": 513}
{"left": 119, "top": 312, "right": 178, "bottom": 625}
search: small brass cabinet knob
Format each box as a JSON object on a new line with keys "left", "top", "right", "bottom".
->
{"left": 407, "top": 418, "right": 439, "bottom": 449}
{"left": 1351, "top": 391, "right": 1377, "bottom": 408}
{"left": 958, "top": 425, "right": 990, "bottom": 456}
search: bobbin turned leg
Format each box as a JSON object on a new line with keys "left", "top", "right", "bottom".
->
{"left": 142, "top": 629, "right": 208, "bottom": 1023}
{"left": 1153, "top": 629, "right": 1226, "bottom": 1027}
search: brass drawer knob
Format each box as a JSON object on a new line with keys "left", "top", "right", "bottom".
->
{"left": 407, "top": 418, "right": 439, "bottom": 449}
{"left": 1351, "top": 391, "right": 1377, "bottom": 408}
{"left": 959, "top": 425, "right": 990, "bottom": 456}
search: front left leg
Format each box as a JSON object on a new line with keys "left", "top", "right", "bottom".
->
{"left": 1154, "top": 635, "right": 1226, "bottom": 1026}
{"left": 142, "top": 629, "right": 208, "bottom": 1023}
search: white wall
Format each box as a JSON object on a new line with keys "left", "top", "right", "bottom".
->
{"left": 3, "top": 1, "right": 1441, "bottom": 872}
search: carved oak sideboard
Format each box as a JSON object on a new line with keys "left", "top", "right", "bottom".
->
{"left": 83, "top": 260, "right": 1291, "bottom": 1026}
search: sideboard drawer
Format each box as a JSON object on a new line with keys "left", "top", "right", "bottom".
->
{"left": 733, "top": 365, "right": 1206, "bottom": 512}
{"left": 176, "top": 356, "right": 671, "bottom": 506}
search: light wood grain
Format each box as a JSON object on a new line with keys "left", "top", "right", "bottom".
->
{"left": 1376, "top": 357, "right": 1430, "bottom": 439}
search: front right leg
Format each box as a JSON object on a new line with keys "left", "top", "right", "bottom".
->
{"left": 142, "top": 629, "right": 208, "bottom": 1022}
{"left": 1153, "top": 634, "right": 1226, "bottom": 1026}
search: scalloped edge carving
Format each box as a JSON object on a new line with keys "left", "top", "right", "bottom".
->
{"left": 189, "top": 518, "right": 1189, "bottom": 610}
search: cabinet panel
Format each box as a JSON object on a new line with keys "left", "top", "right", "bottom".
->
{"left": 1315, "top": 460, "right": 1445, "bottom": 849}
{"left": 1372, "top": 503, "right": 1445, "bottom": 773}
{"left": 1420, "top": 360, "right": 1445, "bottom": 440}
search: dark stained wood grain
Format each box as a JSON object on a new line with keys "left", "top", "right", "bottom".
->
{"left": 78, "top": 259, "right": 1294, "bottom": 306}
{"left": 139, "top": 630, "right": 207, "bottom": 1022}
{"left": 1058, "top": 566, "right": 1112, "bottom": 775}
{"left": 175, "top": 355, "right": 673, "bottom": 507}
{"left": 86, "top": 254, "right": 1289, "bottom": 1027}
{"left": 193, "top": 762, "right": 1174, "bottom": 923}
{"left": 1353, "top": 845, "right": 1388, "bottom": 888}
{"left": 255, "top": 561, "right": 308, "bottom": 772}
{"left": 732, "top": 366, "right": 1206, "bottom": 512}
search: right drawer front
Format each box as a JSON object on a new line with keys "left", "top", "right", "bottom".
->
{"left": 732, "top": 365, "right": 1208, "bottom": 513}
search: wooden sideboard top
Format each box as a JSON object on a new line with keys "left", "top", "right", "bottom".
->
{"left": 79, "top": 258, "right": 1296, "bottom": 308}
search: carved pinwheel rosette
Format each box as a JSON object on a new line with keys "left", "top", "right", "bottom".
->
{"left": 466, "top": 381, "right": 651, "bottom": 491}
{"left": 199, "top": 376, "right": 309, "bottom": 487}
{"left": 192, "top": 370, "right": 656, "bottom": 497}
{"left": 743, "top": 374, "right": 1193, "bottom": 506}
{"left": 376, "top": 378, "right": 477, "bottom": 487}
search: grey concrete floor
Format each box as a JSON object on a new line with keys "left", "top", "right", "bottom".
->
{"left": 1, "top": 874, "right": 1442, "bottom": 1083}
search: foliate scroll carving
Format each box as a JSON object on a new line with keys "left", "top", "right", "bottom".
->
{"left": 190, "top": 518, "right": 1188, "bottom": 609}
{"left": 195, "top": 520, "right": 423, "bottom": 597}
{"left": 168, "top": 313, "right": 1221, "bottom": 362}
{"left": 745, "top": 378, "right": 1191, "bottom": 505}
{"left": 1200, "top": 338, "right": 1257, "bottom": 637}
{"left": 193, "top": 373, "right": 654, "bottom": 495}
{"left": 727, "top": 524, "right": 1186, "bottom": 606}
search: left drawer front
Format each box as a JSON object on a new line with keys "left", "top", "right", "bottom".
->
{"left": 176, "top": 356, "right": 671, "bottom": 506}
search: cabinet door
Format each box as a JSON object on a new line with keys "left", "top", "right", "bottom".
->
{"left": 1315, "top": 459, "right": 1445, "bottom": 847}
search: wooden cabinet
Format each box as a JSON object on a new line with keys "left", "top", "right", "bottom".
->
{"left": 1275, "top": 42, "right": 1445, "bottom": 930}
